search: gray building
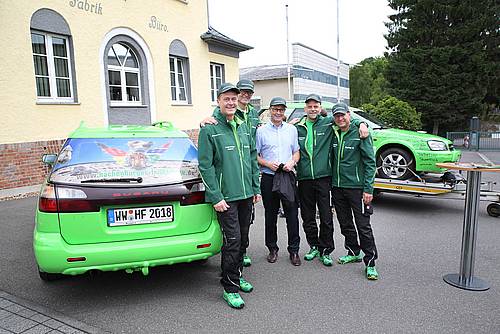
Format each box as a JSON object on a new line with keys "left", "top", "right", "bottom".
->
{"left": 240, "top": 43, "right": 350, "bottom": 107}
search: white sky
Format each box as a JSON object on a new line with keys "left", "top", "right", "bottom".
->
{"left": 208, "top": 0, "right": 395, "bottom": 67}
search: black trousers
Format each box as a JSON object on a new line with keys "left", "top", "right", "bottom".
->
{"left": 331, "top": 187, "right": 378, "bottom": 267}
{"left": 260, "top": 173, "right": 300, "bottom": 254}
{"left": 216, "top": 197, "right": 253, "bottom": 293}
{"left": 298, "top": 177, "right": 334, "bottom": 255}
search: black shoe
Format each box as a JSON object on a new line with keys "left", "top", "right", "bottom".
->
{"left": 290, "top": 253, "right": 301, "bottom": 266}
{"left": 267, "top": 250, "right": 278, "bottom": 263}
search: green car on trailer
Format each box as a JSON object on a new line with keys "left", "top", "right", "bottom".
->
{"left": 34, "top": 121, "right": 222, "bottom": 281}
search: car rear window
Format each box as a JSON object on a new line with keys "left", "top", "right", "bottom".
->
{"left": 50, "top": 137, "right": 199, "bottom": 186}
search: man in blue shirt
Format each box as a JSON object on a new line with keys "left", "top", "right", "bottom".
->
{"left": 256, "top": 97, "right": 301, "bottom": 266}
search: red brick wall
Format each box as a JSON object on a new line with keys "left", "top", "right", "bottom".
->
{"left": 0, "top": 128, "right": 200, "bottom": 191}
{"left": 0, "top": 139, "right": 66, "bottom": 190}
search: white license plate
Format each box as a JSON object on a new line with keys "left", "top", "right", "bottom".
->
{"left": 107, "top": 205, "right": 174, "bottom": 226}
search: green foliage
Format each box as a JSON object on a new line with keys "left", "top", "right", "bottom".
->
{"left": 361, "top": 96, "right": 422, "bottom": 131}
{"left": 350, "top": 57, "right": 389, "bottom": 107}
{"left": 385, "top": 0, "right": 499, "bottom": 134}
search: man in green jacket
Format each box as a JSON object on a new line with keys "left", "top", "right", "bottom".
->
{"left": 198, "top": 83, "right": 261, "bottom": 309}
{"left": 294, "top": 94, "right": 368, "bottom": 267}
{"left": 330, "top": 102, "right": 379, "bottom": 280}
{"left": 200, "top": 79, "right": 260, "bottom": 267}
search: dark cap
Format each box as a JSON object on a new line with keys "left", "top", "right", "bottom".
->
{"left": 305, "top": 93, "right": 321, "bottom": 103}
{"left": 236, "top": 79, "right": 254, "bottom": 92}
{"left": 217, "top": 83, "right": 240, "bottom": 97}
{"left": 269, "top": 96, "right": 287, "bottom": 107}
{"left": 332, "top": 102, "right": 349, "bottom": 115}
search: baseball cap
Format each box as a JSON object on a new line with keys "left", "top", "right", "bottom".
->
{"left": 217, "top": 83, "right": 240, "bottom": 97}
{"left": 332, "top": 102, "right": 349, "bottom": 115}
{"left": 269, "top": 96, "right": 287, "bottom": 107}
{"left": 305, "top": 94, "right": 321, "bottom": 103}
{"left": 236, "top": 79, "right": 254, "bottom": 92}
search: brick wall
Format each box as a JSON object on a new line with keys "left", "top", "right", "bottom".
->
{"left": 0, "top": 128, "right": 200, "bottom": 191}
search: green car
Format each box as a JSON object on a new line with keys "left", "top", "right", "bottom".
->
{"left": 34, "top": 122, "right": 222, "bottom": 281}
{"left": 262, "top": 102, "right": 461, "bottom": 180}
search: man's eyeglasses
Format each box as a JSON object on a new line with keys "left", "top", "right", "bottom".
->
{"left": 271, "top": 107, "right": 286, "bottom": 112}
{"left": 240, "top": 90, "right": 254, "bottom": 96}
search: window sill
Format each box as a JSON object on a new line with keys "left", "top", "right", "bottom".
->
{"left": 109, "top": 104, "right": 148, "bottom": 108}
{"left": 36, "top": 101, "right": 80, "bottom": 105}
{"left": 171, "top": 103, "right": 193, "bottom": 107}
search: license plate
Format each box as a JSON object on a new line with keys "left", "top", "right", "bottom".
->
{"left": 107, "top": 205, "right": 174, "bottom": 227}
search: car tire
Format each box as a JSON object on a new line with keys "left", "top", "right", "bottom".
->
{"left": 38, "top": 269, "right": 63, "bottom": 282}
{"left": 377, "top": 148, "right": 416, "bottom": 180}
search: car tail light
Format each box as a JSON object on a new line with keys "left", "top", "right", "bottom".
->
{"left": 39, "top": 184, "right": 57, "bottom": 212}
{"left": 180, "top": 182, "right": 206, "bottom": 206}
{"left": 39, "top": 184, "right": 99, "bottom": 213}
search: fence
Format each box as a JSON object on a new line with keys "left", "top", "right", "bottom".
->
{"left": 447, "top": 131, "right": 500, "bottom": 151}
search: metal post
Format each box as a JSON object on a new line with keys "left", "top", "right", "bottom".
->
{"left": 443, "top": 170, "right": 489, "bottom": 290}
{"left": 286, "top": 4, "right": 291, "bottom": 101}
{"left": 336, "top": 0, "right": 341, "bottom": 102}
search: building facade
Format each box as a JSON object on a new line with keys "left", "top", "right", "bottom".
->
{"left": 0, "top": 0, "right": 250, "bottom": 191}
{"left": 240, "top": 43, "right": 350, "bottom": 107}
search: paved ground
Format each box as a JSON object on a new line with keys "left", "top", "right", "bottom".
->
{"left": 0, "top": 150, "right": 500, "bottom": 333}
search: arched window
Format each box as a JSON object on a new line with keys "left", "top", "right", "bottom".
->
{"left": 107, "top": 43, "right": 141, "bottom": 104}
{"left": 169, "top": 39, "right": 191, "bottom": 104}
{"left": 30, "top": 9, "right": 77, "bottom": 103}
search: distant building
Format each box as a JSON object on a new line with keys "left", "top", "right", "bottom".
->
{"left": 0, "top": 0, "right": 251, "bottom": 192}
{"left": 240, "top": 43, "right": 350, "bottom": 107}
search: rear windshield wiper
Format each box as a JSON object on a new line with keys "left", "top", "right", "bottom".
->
{"left": 81, "top": 177, "right": 143, "bottom": 184}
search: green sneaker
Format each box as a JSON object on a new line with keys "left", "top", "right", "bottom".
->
{"left": 320, "top": 254, "right": 333, "bottom": 266}
{"left": 243, "top": 254, "right": 252, "bottom": 267}
{"left": 366, "top": 266, "right": 379, "bottom": 280}
{"left": 337, "top": 253, "right": 363, "bottom": 264}
{"left": 239, "top": 277, "right": 253, "bottom": 293}
{"left": 223, "top": 291, "right": 245, "bottom": 309}
{"left": 304, "top": 247, "right": 320, "bottom": 261}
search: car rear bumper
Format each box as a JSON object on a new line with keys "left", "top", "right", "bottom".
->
{"left": 415, "top": 149, "right": 462, "bottom": 172}
{"left": 34, "top": 220, "right": 222, "bottom": 275}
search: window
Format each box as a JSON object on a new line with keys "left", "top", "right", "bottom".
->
{"left": 170, "top": 56, "right": 187, "bottom": 103}
{"left": 107, "top": 43, "right": 141, "bottom": 105}
{"left": 31, "top": 32, "right": 73, "bottom": 101}
{"left": 210, "top": 63, "right": 224, "bottom": 102}
{"left": 169, "top": 39, "right": 191, "bottom": 104}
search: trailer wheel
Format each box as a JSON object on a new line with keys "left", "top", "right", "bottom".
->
{"left": 487, "top": 203, "right": 500, "bottom": 217}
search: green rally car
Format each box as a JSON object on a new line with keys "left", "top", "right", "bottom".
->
{"left": 261, "top": 101, "right": 461, "bottom": 180}
{"left": 34, "top": 122, "right": 222, "bottom": 281}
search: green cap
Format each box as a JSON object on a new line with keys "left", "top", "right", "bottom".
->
{"left": 332, "top": 102, "right": 349, "bottom": 115}
{"left": 269, "top": 96, "right": 287, "bottom": 107}
{"left": 236, "top": 79, "right": 254, "bottom": 92}
{"left": 217, "top": 83, "right": 240, "bottom": 97}
{"left": 305, "top": 94, "right": 321, "bottom": 103}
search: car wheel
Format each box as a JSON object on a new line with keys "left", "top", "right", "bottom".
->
{"left": 487, "top": 203, "right": 500, "bottom": 217}
{"left": 38, "top": 269, "right": 63, "bottom": 282}
{"left": 377, "top": 148, "right": 416, "bottom": 180}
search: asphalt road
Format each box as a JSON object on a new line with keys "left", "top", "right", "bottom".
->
{"left": 1, "top": 151, "right": 500, "bottom": 333}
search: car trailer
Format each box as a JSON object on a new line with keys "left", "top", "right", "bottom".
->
{"left": 373, "top": 171, "right": 500, "bottom": 217}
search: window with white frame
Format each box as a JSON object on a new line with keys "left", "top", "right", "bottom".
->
{"left": 170, "top": 56, "right": 188, "bottom": 103}
{"left": 107, "top": 43, "right": 141, "bottom": 104}
{"left": 31, "top": 32, "right": 73, "bottom": 101}
{"left": 210, "top": 63, "right": 224, "bottom": 102}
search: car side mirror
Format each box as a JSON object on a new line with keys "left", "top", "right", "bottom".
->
{"left": 42, "top": 154, "right": 57, "bottom": 166}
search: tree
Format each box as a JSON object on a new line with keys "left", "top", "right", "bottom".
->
{"left": 361, "top": 96, "right": 422, "bottom": 131}
{"left": 349, "top": 57, "right": 389, "bottom": 107}
{"left": 385, "top": 0, "right": 499, "bottom": 135}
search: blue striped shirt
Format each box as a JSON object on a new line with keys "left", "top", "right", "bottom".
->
{"left": 256, "top": 122, "right": 299, "bottom": 175}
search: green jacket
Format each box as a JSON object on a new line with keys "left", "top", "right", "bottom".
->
{"left": 198, "top": 107, "right": 260, "bottom": 203}
{"left": 331, "top": 122, "right": 376, "bottom": 194}
{"left": 213, "top": 103, "right": 260, "bottom": 143}
{"left": 295, "top": 116, "right": 364, "bottom": 181}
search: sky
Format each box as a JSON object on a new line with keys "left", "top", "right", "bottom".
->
{"left": 208, "top": 0, "right": 395, "bottom": 68}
